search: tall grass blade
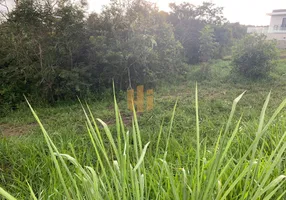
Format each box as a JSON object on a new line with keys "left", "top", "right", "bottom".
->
{"left": 252, "top": 175, "right": 286, "bottom": 200}
{"left": 97, "top": 118, "right": 120, "bottom": 161}
{"left": 113, "top": 82, "right": 122, "bottom": 157}
{"left": 195, "top": 83, "right": 201, "bottom": 199}
{"left": 134, "top": 142, "right": 150, "bottom": 171}
{"left": 27, "top": 182, "right": 37, "bottom": 200}
{"left": 154, "top": 119, "right": 165, "bottom": 160}
{"left": 263, "top": 181, "right": 285, "bottom": 200}
{"left": 241, "top": 92, "right": 271, "bottom": 199}
{"left": 217, "top": 96, "right": 286, "bottom": 200}
{"left": 262, "top": 98, "right": 286, "bottom": 134}
{"left": 220, "top": 164, "right": 252, "bottom": 200}
{"left": 132, "top": 101, "right": 143, "bottom": 153}
{"left": 165, "top": 100, "right": 178, "bottom": 153}
{"left": 252, "top": 142, "right": 286, "bottom": 199}
{"left": 224, "top": 91, "right": 246, "bottom": 134}
{"left": 202, "top": 117, "right": 242, "bottom": 200}
{"left": 161, "top": 159, "right": 180, "bottom": 200}
{"left": 25, "top": 98, "right": 72, "bottom": 200}
{"left": 0, "top": 187, "right": 17, "bottom": 200}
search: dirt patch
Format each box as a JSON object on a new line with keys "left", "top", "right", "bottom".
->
{"left": 104, "top": 112, "right": 143, "bottom": 127}
{"left": 203, "top": 90, "right": 227, "bottom": 101}
{"left": 0, "top": 123, "right": 37, "bottom": 137}
{"left": 159, "top": 89, "right": 191, "bottom": 101}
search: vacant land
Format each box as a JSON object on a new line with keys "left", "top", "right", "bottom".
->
{"left": 1, "top": 59, "right": 286, "bottom": 199}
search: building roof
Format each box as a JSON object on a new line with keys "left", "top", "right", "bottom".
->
{"left": 267, "top": 9, "right": 286, "bottom": 16}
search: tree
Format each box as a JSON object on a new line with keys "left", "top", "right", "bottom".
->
{"left": 2, "top": 0, "right": 234, "bottom": 111}
{"left": 197, "top": 25, "right": 218, "bottom": 78}
{"left": 0, "top": 0, "right": 10, "bottom": 21}
{"left": 232, "top": 35, "right": 278, "bottom": 79}
{"left": 213, "top": 25, "right": 232, "bottom": 58}
{"left": 168, "top": 2, "right": 226, "bottom": 64}
{"left": 199, "top": 25, "right": 218, "bottom": 62}
{"left": 196, "top": 2, "right": 226, "bottom": 25}
{"left": 226, "top": 22, "right": 247, "bottom": 40}
{"left": 87, "top": 0, "right": 184, "bottom": 89}
{"left": 0, "top": 0, "right": 90, "bottom": 105}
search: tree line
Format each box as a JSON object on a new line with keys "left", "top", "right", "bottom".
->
{"left": 0, "top": 0, "right": 247, "bottom": 109}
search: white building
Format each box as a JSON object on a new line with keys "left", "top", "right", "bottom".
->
{"left": 247, "top": 9, "right": 286, "bottom": 48}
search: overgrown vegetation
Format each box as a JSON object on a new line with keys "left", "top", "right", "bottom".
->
{"left": 0, "top": 0, "right": 247, "bottom": 110}
{"left": 232, "top": 34, "right": 278, "bottom": 79}
{"left": 1, "top": 82, "right": 286, "bottom": 199}
{"left": 1, "top": 0, "right": 286, "bottom": 199}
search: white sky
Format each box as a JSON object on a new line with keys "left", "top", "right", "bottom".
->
{"left": 1, "top": 0, "right": 285, "bottom": 25}
{"left": 88, "top": 0, "right": 286, "bottom": 26}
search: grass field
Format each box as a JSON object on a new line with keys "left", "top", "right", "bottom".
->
{"left": 1, "top": 59, "right": 286, "bottom": 199}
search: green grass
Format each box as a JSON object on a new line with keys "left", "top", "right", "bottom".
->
{"left": 1, "top": 59, "right": 286, "bottom": 199}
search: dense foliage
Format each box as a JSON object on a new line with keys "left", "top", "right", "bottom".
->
{"left": 0, "top": 0, "right": 247, "bottom": 110}
{"left": 168, "top": 2, "right": 246, "bottom": 64}
{"left": 232, "top": 34, "right": 278, "bottom": 79}
{"left": 199, "top": 25, "right": 218, "bottom": 62}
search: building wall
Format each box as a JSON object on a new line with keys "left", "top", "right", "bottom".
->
{"left": 267, "top": 33, "right": 286, "bottom": 40}
{"left": 267, "top": 33, "right": 286, "bottom": 49}
{"left": 277, "top": 40, "right": 286, "bottom": 49}
{"left": 270, "top": 15, "right": 286, "bottom": 29}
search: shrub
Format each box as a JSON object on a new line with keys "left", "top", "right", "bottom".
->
{"left": 232, "top": 34, "right": 278, "bottom": 79}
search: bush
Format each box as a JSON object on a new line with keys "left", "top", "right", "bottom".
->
{"left": 232, "top": 34, "right": 278, "bottom": 79}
